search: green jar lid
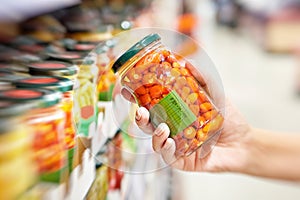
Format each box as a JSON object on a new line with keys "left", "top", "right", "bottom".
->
{"left": 14, "top": 76, "right": 73, "bottom": 92}
{"left": 46, "top": 52, "right": 86, "bottom": 64}
{"left": 112, "top": 33, "right": 161, "bottom": 71}
{"left": 0, "top": 88, "right": 62, "bottom": 108}
{"left": 28, "top": 61, "right": 78, "bottom": 76}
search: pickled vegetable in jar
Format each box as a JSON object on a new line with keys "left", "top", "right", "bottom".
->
{"left": 112, "top": 33, "right": 224, "bottom": 156}
{"left": 0, "top": 88, "right": 68, "bottom": 183}
{"left": 0, "top": 101, "right": 37, "bottom": 200}
{"left": 86, "top": 164, "right": 109, "bottom": 200}
{"left": 14, "top": 76, "right": 76, "bottom": 171}
{"left": 95, "top": 41, "right": 117, "bottom": 101}
{"left": 73, "top": 59, "right": 99, "bottom": 137}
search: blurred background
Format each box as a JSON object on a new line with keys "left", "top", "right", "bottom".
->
{"left": 0, "top": 0, "right": 300, "bottom": 199}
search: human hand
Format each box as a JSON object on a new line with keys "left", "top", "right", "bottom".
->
{"left": 135, "top": 99, "right": 252, "bottom": 173}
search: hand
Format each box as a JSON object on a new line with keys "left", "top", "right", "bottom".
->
{"left": 135, "top": 99, "right": 253, "bottom": 173}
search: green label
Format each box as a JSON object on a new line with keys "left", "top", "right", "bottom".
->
{"left": 40, "top": 165, "right": 68, "bottom": 183}
{"left": 99, "top": 84, "right": 115, "bottom": 101}
{"left": 68, "top": 148, "right": 75, "bottom": 172}
{"left": 149, "top": 90, "right": 197, "bottom": 137}
{"left": 78, "top": 104, "right": 98, "bottom": 137}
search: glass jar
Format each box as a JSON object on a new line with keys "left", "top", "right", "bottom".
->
{"left": 0, "top": 63, "right": 31, "bottom": 77}
{"left": 14, "top": 76, "right": 76, "bottom": 172}
{"left": 0, "top": 88, "right": 68, "bottom": 183}
{"left": 95, "top": 40, "right": 117, "bottom": 101}
{"left": 27, "top": 61, "right": 79, "bottom": 81}
{"left": 73, "top": 58, "right": 99, "bottom": 137}
{"left": 0, "top": 101, "right": 37, "bottom": 200}
{"left": 86, "top": 164, "right": 109, "bottom": 200}
{"left": 112, "top": 33, "right": 224, "bottom": 156}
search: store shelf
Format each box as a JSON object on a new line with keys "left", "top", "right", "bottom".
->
{"left": 66, "top": 149, "right": 96, "bottom": 200}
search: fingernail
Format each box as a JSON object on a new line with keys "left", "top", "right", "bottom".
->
{"left": 135, "top": 109, "right": 141, "bottom": 121}
{"left": 154, "top": 123, "right": 167, "bottom": 136}
{"left": 163, "top": 140, "right": 172, "bottom": 150}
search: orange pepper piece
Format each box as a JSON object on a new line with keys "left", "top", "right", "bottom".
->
{"left": 200, "top": 102, "right": 213, "bottom": 114}
{"left": 139, "top": 93, "right": 151, "bottom": 106}
{"left": 161, "top": 49, "right": 171, "bottom": 58}
{"left": 149, "top": 85, "right": 163, "bottom": 99}
{"left": 198, "top": 91, "right": 208, "bottom": 103}
{"left": 203, "top": 109, "right": 218, "bottom": 121}
{"left": 166, "top": 54, "right": 177, "bottom": 64}
{"left": 186, "top": 76, "right": 198, "bottom": 92}
{"left": 135, "top": 86, "right": 148, "bottom": 96}
{"left": 196, "top": 129, "right": 207, "bottom": 142}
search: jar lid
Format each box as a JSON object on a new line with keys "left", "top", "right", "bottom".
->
{"left": 67, "top": 42, "right": 96, "bottom": 52}
{"left": 47, "top": 52, "right": 85, "bottom": 63}
{"left": 0, "top": 88, "right": 62, "bottom": 108}
{"left": 28, "top": 61, "right": 78, "bottom": 76}
{"left": 112, "top": 33, "right": 161, "bottom": 71}
{"left": 14, "top": 76, "right": 73, "bottom": 92}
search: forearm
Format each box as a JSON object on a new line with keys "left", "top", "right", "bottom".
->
{"left": 241, "top": 128, "right": 300, "bottom": 181}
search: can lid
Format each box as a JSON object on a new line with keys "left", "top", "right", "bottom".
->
{"left": 28, "top": 61, "right": 78, "bottom": 76}
{"left": 112, "top": 33, "right": 161, "bottom": 71}
{"left": 14, "top": 76, "right": 73, "bottom": 92}
{"left": 0, "top": 88, "right": 62, "bottom": 108}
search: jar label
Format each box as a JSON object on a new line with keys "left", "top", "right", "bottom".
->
{"left": 149, "top": 90, "right": 197, "bottom": 137}
{"left": 40, "top": 165, "right": 68, "bottom": 183}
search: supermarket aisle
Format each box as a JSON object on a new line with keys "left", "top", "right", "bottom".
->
{"left": 173, "top": 1, "right": 300, "bottom": 200}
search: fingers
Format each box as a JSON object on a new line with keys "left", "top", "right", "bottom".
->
{"left": 152, "top": 124, "right": 178, "bottom": 166}
{"left": 135, "top": 107, "right": 154, "bottom": 134}
{"left": 121, "top": 88, "right": 136, "bottom": 103}
{"left": 152, "top": 123, "right": 170, "bottom": 152}
{"left": 161, "top": 138, "right": 177, "bottom": 166}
